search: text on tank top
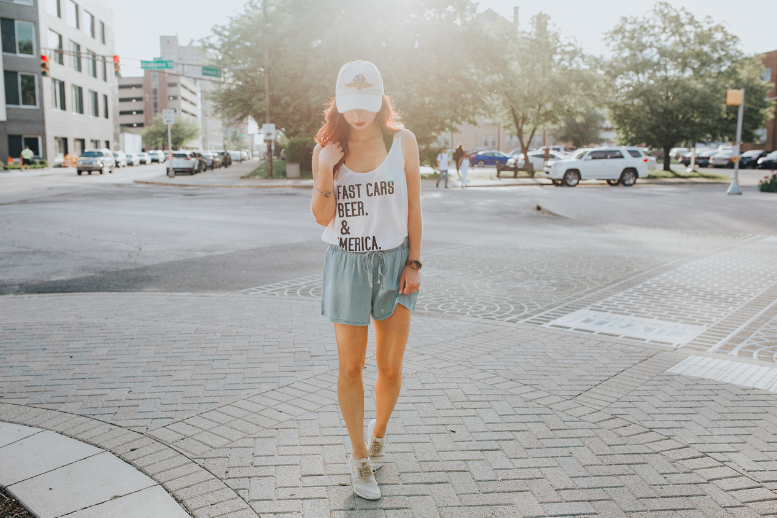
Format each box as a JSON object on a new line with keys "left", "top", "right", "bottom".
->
{"left": 321, "top": 131, "right": 408, "bottom": 252}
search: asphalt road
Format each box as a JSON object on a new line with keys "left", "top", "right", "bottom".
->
{"left": 1, "top": 165, "right": 774, "bottom": 295}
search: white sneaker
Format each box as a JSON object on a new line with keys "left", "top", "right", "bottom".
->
{"left": 366, "top": 419, "right": 385, "bottom": 470}
{"left": 349, "top": 455, "right": 380, "bottom": 500}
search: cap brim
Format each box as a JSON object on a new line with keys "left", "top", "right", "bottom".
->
{"left": 336, "top": 94, "right": 382, "bottom": 114}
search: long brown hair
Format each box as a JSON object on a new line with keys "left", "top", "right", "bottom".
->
{"left": 314, "top": 94, "right": 404, "bottom": 175}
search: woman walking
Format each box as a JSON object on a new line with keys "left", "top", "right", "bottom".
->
{"left": 311, "top": 61, "right": 422, "bottom": 500}
{"left": 452, "top": 144, "right": 465, "bottom": 177}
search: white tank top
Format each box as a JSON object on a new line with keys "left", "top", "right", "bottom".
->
{"left": 321, "top": 131, "right": 408, "bottom": 252}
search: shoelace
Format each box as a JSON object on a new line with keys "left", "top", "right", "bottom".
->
{"left": 362, "top": 251, "right": 388, "bottom": 288}
{"left": 357, "top": 459, "right": 372, "bottom": 481}
{"left": 369, "top": 438, "right": 383, "bottom": 456}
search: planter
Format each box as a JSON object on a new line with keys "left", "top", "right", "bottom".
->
{"left": 286, "top": 162, "right": 300, "bottom": 178}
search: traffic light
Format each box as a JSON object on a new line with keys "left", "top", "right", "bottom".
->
{"left": 113, "top": 55, "right": 121, "bottom": 77}
{"left": 41, "top": 54, "right": 49, "bottom": 76}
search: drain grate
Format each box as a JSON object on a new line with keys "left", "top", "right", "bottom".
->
{"left": 666, "top": 355, "right": 777, "bottom": 392}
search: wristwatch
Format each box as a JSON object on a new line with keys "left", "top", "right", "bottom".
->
{"left": 406, "top": 260, "right": 422, "bottom": 271}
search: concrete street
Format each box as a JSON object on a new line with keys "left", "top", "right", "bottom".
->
{"left": 1, "top": 165, "right": 776, "bottom": 517}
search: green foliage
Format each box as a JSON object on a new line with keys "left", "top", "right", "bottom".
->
{"left": 285, "top": 136, "right": 316, "bottom": 171}
{"left": 605, "top": 2, "right": 773, "bottom": 171}
{"left": 476, "top": 13, "right": 601, "bottom": 169}
{"left": 4, "top": 160, "right": 48, "bottom": 170}
{"left": 759, "top": 172, "right": 777, "bottom": 193}
{"left": 552, "top": 109, "right": 605, "bottom": 148}
{"left": 244, "top": 160, "right": 313, "bottom": 179}
{"left": 203, "top": 0, "right": 487, "bottom": 155}
{"left": 141, "top": 114, "right": 201, "bottom": 150}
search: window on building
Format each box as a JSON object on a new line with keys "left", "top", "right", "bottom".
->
{"left": 66, "top": 0, "right": 78, "bottom": 28}
{"left": 99, "top": 20, "right": 105, "bottom": 44}
{"left": 71, "top": 84, "right": 83, "bottom": 114}
{"left": 102, "top": 94, "right": 108, "bottom": 118}
{"left": 87, "top": 50, "right": 97, "bottom": 78}
{"left": 2, "top": 0, "right": 34, "bottom": 5}
{"left": 755, "top": 128, "right": 767, "bottom": 144}
{"left": 52, "top": 78, "right": 66, "bottom": 110}
{"left": 88, "top": 89, "right": 98, "bottom": 116}
{"left": 90, "top": 139, "right": 100, "bottom": 149}
{"left": 55, "top": 137, "right": 68, "bottom": 156}
{"left": 69, "top": 41, "right": 81, "bottom": 71}
{"left": 7, "top": 135, "right": 40, "bottom": 159}
{"left": 4, "top": 71, "right": 37, "bottom": 106}
{"left": 100, "top": 57, "right": 106, "bottom": 81}
{"left": 48, "top": 30, "right": 64, "bottom": 65}
{"left": 83, "top": 10, "right": 94, "bottom": 37}
{"left": 482, "top": 134, "right": 497, "bottom": 148}
{"left": 46, "top": 0, "right": 61, "bottom": 17}
{"left": 104, "top": 140, "right": 110, "bottom": 149}
{"left": 2, "top": 19, "right": 35, "bottom": 56}
{"left": 74, "top": 138, "right": 85, "bottom": 156}
{"left": 762, "top": 67, "right": 773, "bottom": 83}
{"left": 119, "top": 110, "right": 143, "bottom": 115}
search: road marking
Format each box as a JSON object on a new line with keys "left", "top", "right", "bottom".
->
{"left": 666, "top": 355, "right": 777, "bottom": 392}
{"left": 545, "top": 309, "right": 706, "bottom": 346}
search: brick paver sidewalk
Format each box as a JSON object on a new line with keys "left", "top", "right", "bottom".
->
{"left": 1, "top": 292, "right": 775, "bottom": 517}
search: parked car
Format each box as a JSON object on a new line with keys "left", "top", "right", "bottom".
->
{"left": 502, "top": 150, "right": 566, "bottom": 173}
{"left": 757, "top": 151, "right": 777, "bottom": 169}
{"left": 709, "top": 151, "right": 734, "bottom": 168}
{"left": 112, "top": 151, "right": 128, "bottom": 167}
{"left": 669, "top": 147, "right": 689, "bottom": 160}
{"left": 229, "top": 150, "right": 244, "bottom": 163}
{"left": 76, "top": 149, "right": 115, "bottom": 175}
{"left": 738, "top": 150, "right": 769, "bottom": 169}
{"left": 201, "top": 151, "right": 222, "bottom": 170}
{"left": 125, "top": 153, "right": 140, "bottom": 166}
{"left": 544, "top": 147, "right": 650, "bottom": 187}
{"left": 469, "top": 150, "right": 511, "bottom": 168}
{"left": 169, "top": 151, "right": 206, "bottom": 175}
{"left": 679, "top": 149, "right": 715, "bottom": 168}
{"left": 241, "top": 150, "right": 249, "bottom": 161}
{"left": 149, "top": 150, "right": 166, "bottom": 163}
{"left": 213, "top": 150, "right": 231, "bottom": 167}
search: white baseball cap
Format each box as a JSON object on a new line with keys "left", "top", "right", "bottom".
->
{"left": 335, "top": 61, "right": 384, "bottom": 114}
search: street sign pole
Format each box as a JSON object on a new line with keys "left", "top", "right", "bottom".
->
{"left": 262, "top": 123, "right": 276, "bottom": 179}
{"left": 727, "top": 89, "right": 744, "bottom": 196}
{"left": 163, "top": 109, "right": 175, "bottom": 177}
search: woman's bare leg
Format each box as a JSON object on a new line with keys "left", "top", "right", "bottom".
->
{"left": 371, "top": 305, "right": 411, "bottom": 438}
{"left": 334, "top": 323, "right": 370, "bottom": 460}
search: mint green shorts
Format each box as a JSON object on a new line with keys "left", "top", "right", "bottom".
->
{"left": 321, "top": 238, "right": 417, "bottom": 326}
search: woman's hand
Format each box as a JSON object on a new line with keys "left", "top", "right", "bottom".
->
{"left": 399, "top": 266, "right": 420, "bottom": 295}
{"left": 319, "top": 141, "right": 344, "bottom": 172}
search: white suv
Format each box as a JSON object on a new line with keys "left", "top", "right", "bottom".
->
{"left": 544, "top": 147, "right": 652, "bottom": 187}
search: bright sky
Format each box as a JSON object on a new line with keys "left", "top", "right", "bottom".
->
{"left": 112, "top": 0, "right": 776, "bottom": 77}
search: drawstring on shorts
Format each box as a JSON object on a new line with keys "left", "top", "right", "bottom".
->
{"left": 362, "top": 251, "right": 388, "bottom": 287}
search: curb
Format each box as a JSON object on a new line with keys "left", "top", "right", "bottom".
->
{"left": 0, "top": 403, "right": 258, "bottom": 518}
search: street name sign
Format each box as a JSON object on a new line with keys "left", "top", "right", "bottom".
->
{"left": 201, "top": 66, "right": 221, "bottom": 77}
{"left": 163, "top": 109, "right": 175, "bottom": 125}
{"left": 141, "top": 60, "right": 174, "bottom": 70}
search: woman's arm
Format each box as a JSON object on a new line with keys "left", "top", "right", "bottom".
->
{"left": 311, "top": 142, "right": 343, "bottom": 226}
{"left": 399, "top": 129, "right": 422, "bottom": 295}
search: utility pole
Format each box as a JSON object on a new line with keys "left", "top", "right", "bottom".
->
{"left": 263, "top": 0, "right": 272, "bottom": 178}
{"left": 726, "top": 89, "right": 745, "bottom": 195}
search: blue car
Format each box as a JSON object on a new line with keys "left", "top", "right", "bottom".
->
{"left": 469, "top": 150, "right": 511, "bottom": 167}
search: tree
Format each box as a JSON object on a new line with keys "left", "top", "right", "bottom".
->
{"left": 605, "top": 3, "right": 772, "bottom": 171}
{"left": 552, "top": 109, "right": 605, "bottom": 148}
{"left": 203, "top": 0, "right": 488, "bottom": 159}
{"left": 477, "top": 13, "right": 600, "bottom": 170}
{"left": 141, "top": 114, "right": 201, "bottom": 150}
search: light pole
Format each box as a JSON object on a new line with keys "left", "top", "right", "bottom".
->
{"left": 726, "top": 89, "right": 744, "bottom": 196}
{"left": 263, "top": 0, "right": 272, "bottom": 178}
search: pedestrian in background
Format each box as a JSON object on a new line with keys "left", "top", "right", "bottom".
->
{"left": 453, "top": 144, "right": 465, "bottom": 178}
{"left": 436, "top": 146, "right": 449, "bottom": 188}
{"left": 20, "top": 146, "right": 34, "bottom": 170}
{"left": 460, "top": 153, "right": 469, "bottom": 188}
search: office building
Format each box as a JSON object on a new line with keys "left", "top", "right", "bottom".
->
{"left": 1, "top": 0, "right": 117, "bottom": 162}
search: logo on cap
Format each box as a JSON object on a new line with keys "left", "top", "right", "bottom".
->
{"left": 344, "top": 74, "right": 374, "bottom": 90}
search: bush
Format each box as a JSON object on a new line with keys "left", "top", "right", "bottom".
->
{"left": 285, "top": 136, "right": 316, "bottom": 172}
{"left": 758, "top": 172, "right": 777, "bottom": 193}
